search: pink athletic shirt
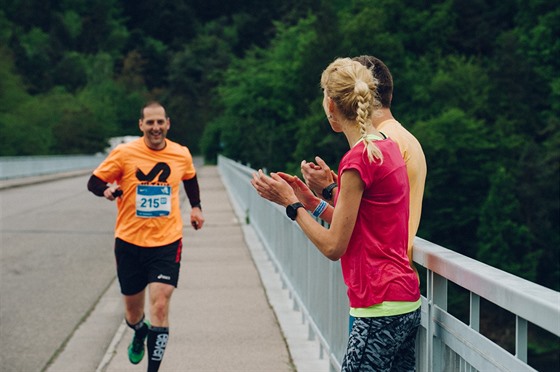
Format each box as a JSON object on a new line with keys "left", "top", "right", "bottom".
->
{"left": 336, "top": 139, "right": 420, "bottom": 308}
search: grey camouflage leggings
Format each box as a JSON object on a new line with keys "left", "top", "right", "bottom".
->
{"left": 341, "top": 308, "right": 421, "bottom": 372}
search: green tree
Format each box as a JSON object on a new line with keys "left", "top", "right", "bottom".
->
{"left": 1, "top": 94, "right": 60, "bottom": 155}
{"left": 121, "top": 0, "right": 197, "bottom": 48}
{"left": 0, "top": 47, "right": 28, "bottom": 113}
{"left": 0, "top": 10, "right": 13, "bottom": 43}
{"left": 476, "top": 166, "right": 540, "bottom": 281}
{"left": 397, "top": 54, "right": 490, "bottom": 125}
{"left": 15, "top": 26, "right": 54, "bottom": 93}
{"left": 76, "top": 0, "right": 128, "bottom": 55}
{"left": 208, "top": 15, "right": 319, "bottom": 170}
{"left": 0, "top": 47, "right": 49, "bottom": 156}
{"left": 166, "top": 17, "right": 239, "bottom": 155}
{"left": 449, "top": 0, "right": 518, "bottom": 55}
{"left": 339, "top": 0, "right": 454, "bottom": 60}
{"left": 414, "top": 108, "right": 494, "bottom": 258}
{"left": 491, "top": 3, "right": 560, "bottom": 290}
{"left": 51, "top": 52, "right": 88, "bottom": 92}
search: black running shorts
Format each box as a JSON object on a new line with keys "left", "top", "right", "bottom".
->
{"left": 114, "top": 238, "right": 183, "bottom": 295}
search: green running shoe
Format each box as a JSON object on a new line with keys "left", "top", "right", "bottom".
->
{"left": 128, "top": 320, "right": 150, "bottom": 364}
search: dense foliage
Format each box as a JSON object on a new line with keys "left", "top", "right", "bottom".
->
{"left": 1, "top": 0, "right": 558, "bottom": 294}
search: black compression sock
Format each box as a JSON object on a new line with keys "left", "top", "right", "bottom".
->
{"left": 147, "top": 326, "right": 169, "bottom": 372}
{"left": 126, "top": 315, "right": 149, "bottom": 339}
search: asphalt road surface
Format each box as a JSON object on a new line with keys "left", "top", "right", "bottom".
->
{"left": 0, "top": 175, "right": 120, "bottom": 372}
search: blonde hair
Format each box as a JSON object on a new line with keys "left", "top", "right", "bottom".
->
{"left": 320, "top": 58, "right": 382, "bottom": 162}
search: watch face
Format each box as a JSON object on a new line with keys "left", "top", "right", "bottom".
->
{"left": 286, "top": 203, "right": 303, "bottom": 220}
{"left": 287, "top": 206, "right": 297, "bottom": 220}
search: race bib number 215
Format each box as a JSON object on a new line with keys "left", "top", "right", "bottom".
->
{"left": 136, "top": 185, "right": 171, "bottom": 217}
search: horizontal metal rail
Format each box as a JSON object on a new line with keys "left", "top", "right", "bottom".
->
{"left": 0, "top": 155, "right": 105, "bottom": 180}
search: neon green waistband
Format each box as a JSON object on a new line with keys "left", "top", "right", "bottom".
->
{"left": 350, "top": 298, "right": 421, "bottom": 318}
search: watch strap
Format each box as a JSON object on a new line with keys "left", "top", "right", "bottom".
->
{"left": 322, "top": 182, "right": 338, "bottom": 200}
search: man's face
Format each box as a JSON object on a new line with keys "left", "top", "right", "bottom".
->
{"left": 139, "top": 106, "right": 170, "bottom": 150}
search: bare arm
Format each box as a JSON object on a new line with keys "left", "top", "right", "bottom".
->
{"left": 296, "top": 170, "right": 362, "bottom": 260}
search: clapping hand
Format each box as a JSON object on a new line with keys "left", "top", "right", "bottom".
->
{"left": 251, "top": 170, "right": 298, "bottom": 207}
{"left": 301, "top": 156, "right": 337, "bottom": 196}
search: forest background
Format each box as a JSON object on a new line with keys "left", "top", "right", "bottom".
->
{"left": 1, "top": 0, "right": 558, "bottom": 362}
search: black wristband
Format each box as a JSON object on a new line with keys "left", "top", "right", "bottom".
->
{"left": 87, "top": 174, "right": 109, "bottom": 197}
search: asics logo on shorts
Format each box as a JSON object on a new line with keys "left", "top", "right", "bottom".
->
{"left": 157, "top": 274, "right": 171, "bottom": 280}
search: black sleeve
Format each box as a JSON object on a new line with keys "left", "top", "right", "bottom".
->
{"left": 183, "top": 175, "right": 201, "bottom": 209}
{"left": 87, "top": 174, "right": 108, "bottom": 197}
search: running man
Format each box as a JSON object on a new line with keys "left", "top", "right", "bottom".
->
{"left": 87, "top": 101, "right": 204, "bottom": 372}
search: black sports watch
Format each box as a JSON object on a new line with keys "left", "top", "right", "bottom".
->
{"left": 322, "top": 182, "right": 338, "bottom": 200}
{"left": 286, "top": 202, "right": 304, "bottom": 221}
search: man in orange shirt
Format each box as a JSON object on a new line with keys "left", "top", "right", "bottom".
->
{"left": 87, "top": 101, "right": 204, "bottom": 372}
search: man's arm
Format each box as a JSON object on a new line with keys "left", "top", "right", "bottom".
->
{"left": 87, "top": 174, "right": 110, "bottom": 196}
{"left": 183, "top": 175, "right": 204, "bottom": 230}
{"left": 182, "top": 175, "right": 201, "bottom": 209}
{"left": 87, "top": 174, "right": 121, "bottom": 200}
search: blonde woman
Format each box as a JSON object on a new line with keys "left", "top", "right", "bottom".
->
{"left": 251, "top": 58, "right": 421, "bottom": 371}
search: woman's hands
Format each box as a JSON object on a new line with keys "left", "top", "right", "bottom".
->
{"left": 274, "top": 172, "right": 320, "bottom": 210}
{"left": 251, "top": 170, "right": 321, "bottom": 210}
{"left": 251, "top": 168, "right": 361, "bottom": 261}
{"left": 251, "top": 170, "right": 299, "bottom": 207}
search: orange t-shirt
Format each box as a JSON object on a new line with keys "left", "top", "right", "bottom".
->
{"left": 93, "top": 138, "right": 196, "bottom": 247}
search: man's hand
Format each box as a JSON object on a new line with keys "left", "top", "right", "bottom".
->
{"left": 301, "top": 156, "right": 337, "bottom": 196}
{"left": 103, "top": 185, "right": 121, "bottom": 201}
{"left": 190, "top": 207, "right": 204, "bottom": 230}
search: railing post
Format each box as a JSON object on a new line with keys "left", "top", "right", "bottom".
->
{"left": 428, "top": 270, "right": 447, "bottom": 372}
{"left": 516, "top": 317, "right": 528, "bottom": 362}
{"left": 426, "top": 270, "right": 433, "bottom": 372}
{"left": 470, "top": 292, "right": 480, "bottom": 331}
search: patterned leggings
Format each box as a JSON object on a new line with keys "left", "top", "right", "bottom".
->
{"left": 341, "top": 308, "right": 421, "bottom": 372}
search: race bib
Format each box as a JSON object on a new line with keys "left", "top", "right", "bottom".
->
{"left": 136, "top": 185, "right": 171, "bottom": 217}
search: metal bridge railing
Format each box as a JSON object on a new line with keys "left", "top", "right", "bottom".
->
{"left": 0, "top": 155, "right": 105, "bottom": 180}
{"left": 218, "top": 155, "right": 560, "bottom": 372}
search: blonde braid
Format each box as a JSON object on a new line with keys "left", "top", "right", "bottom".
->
{"left": 355, "top": 80, "right": 383, "bottom": 163}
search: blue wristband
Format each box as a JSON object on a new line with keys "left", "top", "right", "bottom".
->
{"left": 312, "top": 200, "right": 328, "bottom": 218}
